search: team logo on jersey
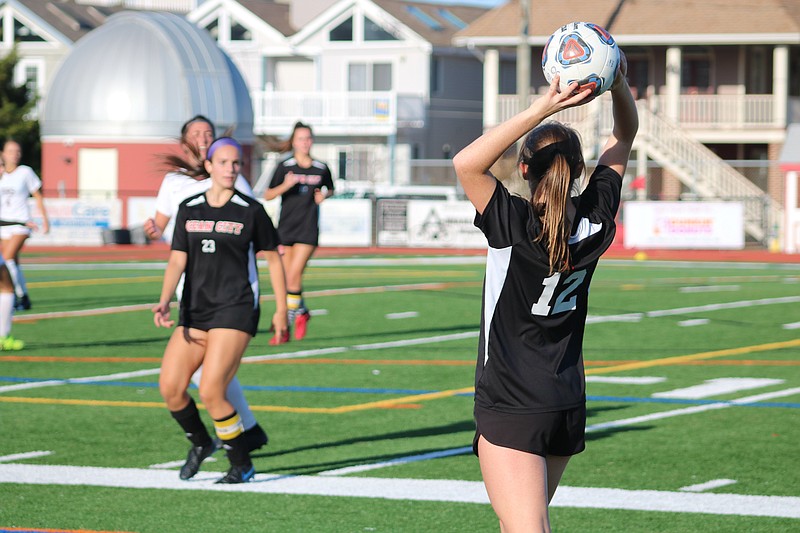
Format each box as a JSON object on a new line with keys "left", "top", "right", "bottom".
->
{"left": 185, "top": 220, "right": 215, "bottom": 232}
{"left": 215, "top": 221, "right": 244, "bottom": 235}
{"left": 185, "top": 219, "right": 244, "bottom": 235}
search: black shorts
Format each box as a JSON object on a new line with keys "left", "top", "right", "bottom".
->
{"left": 473, "top": 403, "right": 586, "bottom": 457}
{"left": 179, "top": 304, "right": 260, "bottom": 337}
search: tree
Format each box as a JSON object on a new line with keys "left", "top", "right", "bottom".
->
{"left": 0, "top": 46, "right": 40, "bottom": 174}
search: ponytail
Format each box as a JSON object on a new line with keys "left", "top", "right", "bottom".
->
{"left": 519, "top": 123, "right": 584, "bottom": 274}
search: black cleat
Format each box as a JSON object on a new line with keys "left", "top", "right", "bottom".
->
{"left": 215, "top": 463, "right": 255, "bottom": 484}
{"left": 243, "top": 424, "right": 269, "bottom": 452}
{"left": 179, "top": 441, "right": 218, "bottom": 480}
{"left": 15, "top": 294, "right": 31, "bottom": 311}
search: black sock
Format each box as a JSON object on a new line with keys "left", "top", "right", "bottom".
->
{"left": 170, "top": 397, "right": 212, "bottom": 447}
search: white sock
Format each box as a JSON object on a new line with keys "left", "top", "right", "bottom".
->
{"left": 5, "top": 260, "right": 24, "bottom": 298}
{"left": 0, "top": 292, "right": 14, "bottom": 337}
{"left": 190, "top": 368, "right": 257, "bottom": 431}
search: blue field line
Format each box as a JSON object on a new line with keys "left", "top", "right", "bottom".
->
{"left": 1, "top": 376, "right": 799, "bottom": 408}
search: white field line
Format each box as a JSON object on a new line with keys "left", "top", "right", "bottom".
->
{"left": 317, "top": 446, "right": 473, "bottom": 477}
{"left": 13, "top": 283, "right": 450, "bottom": 322}
{"left": 645, "top": 296, "right": 800, "bottom": 317}
{"left": 782, "top": 321, "right": 800, "bottom": 330}
{"left": 0, "top": 450, "right": 52, "bottom": 463}
{"left": 680, "top": 479, "right": 738, "bottom": 492}
{"left": 679, "top": 285, "right": 740, "bottom": 293}
{"left": 150, "top": 456, "right": 218, "bottom": 469}
{"left": 678, "top": 319, "right": 710, "bottom": 327}
{"left": 586, "top": 387, "right": 800, "bottom": 433}
{"left": 0, "top": 463, "right": 798, "bottom": 518}
{"left": 652, "top": 378, "right": 785, "bottom": 400}
{"left": 385, "top": 311, "right": 419, "bottom": 320}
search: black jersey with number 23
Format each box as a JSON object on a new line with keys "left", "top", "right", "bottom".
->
{"left": 172, "top": 192, "right": 280, "bottom": 333}
{"left": 474, "top": 165, "right": 622, "bottom": 414}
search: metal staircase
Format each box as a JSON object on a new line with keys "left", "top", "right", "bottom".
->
{"left": 572, "top": 100, "right": 783, "bottom": 244}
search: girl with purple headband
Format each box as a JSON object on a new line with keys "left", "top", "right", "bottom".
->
{"left": 146, "top": 117, "right": 273, "bottom": 481}
{"left": 153, "top": 137, "right": 288, "bottom": 484}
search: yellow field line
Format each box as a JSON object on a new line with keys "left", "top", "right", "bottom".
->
{"left": 585, "top": 338, "right": 800, "bottom": 375}
{"left": 29, "top": 276, "right": 162, "bottom": 288}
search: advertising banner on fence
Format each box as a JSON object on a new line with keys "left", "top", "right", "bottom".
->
{"left": 377, "top": 199, "right": 485, "bottom": 248}
{"left": 623, "top": 201, "right": 744, "bottom": 249}
{"left": 319, "top": 199, "right": 372, "bottom": 247}
{"left": 27, "top": 198, "right": 123, "bottom": 246}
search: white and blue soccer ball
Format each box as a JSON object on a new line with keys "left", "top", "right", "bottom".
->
{"left": 542, "top": 21, "right": 619, "bottom": 96}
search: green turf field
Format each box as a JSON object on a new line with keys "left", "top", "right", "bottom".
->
{"left": 0, "top": 255, "right": 798, "bottom": 532}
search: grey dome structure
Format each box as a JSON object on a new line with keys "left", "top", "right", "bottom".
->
{"left": 42, "top": 11, "right": 253, "bottom": 141}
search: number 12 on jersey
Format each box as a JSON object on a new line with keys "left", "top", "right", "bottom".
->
{"left": 530, "top": 269, "right": 587, "bottom": 316}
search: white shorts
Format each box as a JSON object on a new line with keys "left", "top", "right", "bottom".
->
{"left": 0, "top": 224, "right": 31, "bottom": 239}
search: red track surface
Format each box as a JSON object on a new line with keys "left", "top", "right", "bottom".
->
{"left": 22, "top": 242, "right": 800, "bottom": 264}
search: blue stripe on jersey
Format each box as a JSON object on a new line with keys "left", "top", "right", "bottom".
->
{"left": 247, "top": 241, "right": 259, "bottom": 309}
{"left": 483, "top": 246, "right": 512, "bottom": 365}
{"left": 569, "top": 217, "right": 603, "bottom": 244}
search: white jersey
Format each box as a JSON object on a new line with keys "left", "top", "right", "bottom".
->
{"left": 0, "top": 165, "right": 41, "bottom": 224}
{"left": 154, "top": 171, "right": 253, "bottom": 242}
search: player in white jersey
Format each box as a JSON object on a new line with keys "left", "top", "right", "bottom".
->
{"left": 0, "top": 140, "right": 50, "bottom": 311}
{"left": 453, "top": 51, "right": 637, "bottom": 532}
{"left": 0, "top": 156, "right": 25, "bottom": 350}
{"left": 153, "top": 137, "right": 287, "bottom": 483}
{"left": 144, "top": 116, "right": 270, "bottom": 477}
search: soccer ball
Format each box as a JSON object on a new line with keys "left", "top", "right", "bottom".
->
{"left": 542, "top": 21, "right": 619, "bottom": 96}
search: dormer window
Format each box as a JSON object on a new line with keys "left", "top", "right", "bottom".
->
{"left": 330, "top": 17, "right": 353, "bottom": 42}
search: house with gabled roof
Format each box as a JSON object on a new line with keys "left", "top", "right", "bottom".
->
{"left": 191, "top": 0, "right": 488, "bottom": 187}
{"left": 454, "top": 0, "right": 800, "bottom": 246}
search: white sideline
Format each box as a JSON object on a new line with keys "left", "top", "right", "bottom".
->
{"left": 0, "top": 463, "right": 798, "bottom": 518}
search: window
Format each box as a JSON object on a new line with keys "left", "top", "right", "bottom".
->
{"left": 14, "top": 19, "right": 44, "bottom": 42}
{"left": 681, "top": 46, "right": 712, "bottom": 94}
{"left": 348, "top": 62, "right": 392, "bottom": 91}
{"left": 364, "top": 16, "right": 398, "bottom": 41}
{"left": 406, "top": 6, "right": 443, "bottom": 31}
{"left": 330, "top": 17, "right": 353, "bottom": 41}
{"left": 436, "top": 9, "right": 466, "bottom": 30}
{"left": 373, "top": 63, "right": 392, "bottom": 91}
{"left": 431, "top": 57, "right": 441, "bottom": 93}
{"left": 205, "top": 19, "right": 219, "bottom": 40}
{"left": 14, "top": 59, "right": 43, "bottom": 101}
{"left": 231, "top": 19, "right": 251, "bottom": 41}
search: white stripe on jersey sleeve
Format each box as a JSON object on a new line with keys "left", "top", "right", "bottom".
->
{"left": 186, "top": 195, "right": 206, "bottom": 207}
{"left": 231, "top": 194, "right": 249, "bottom": 207}
{"left": 483, "top": 246, "right": 512, "bottom": 365}
{"left": 569, "top": 217, "right": 602, "bottom": 244}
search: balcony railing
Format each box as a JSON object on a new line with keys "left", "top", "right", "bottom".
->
{"left": 497, "top": 94, "right": 779, "bottom": 129}
{"left": 251, "top": 91, "right": 426, "bottom": 136}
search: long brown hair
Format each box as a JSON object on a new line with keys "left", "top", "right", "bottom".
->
{"left": 518, "top": 122, "right": 585, "bottom": 274}
{"left": 261, "top": 121, "right": 312, "bottom": 154}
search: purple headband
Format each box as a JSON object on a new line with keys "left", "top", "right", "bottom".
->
{"left": 206, "top": 137, "right": 242, "bottom": 160}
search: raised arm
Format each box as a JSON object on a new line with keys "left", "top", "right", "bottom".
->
{"left": 596, "top": 51, "right": 639, "bottom": 177}
{"left": 453, "top": 77, "right": 594, "bottom": 214}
